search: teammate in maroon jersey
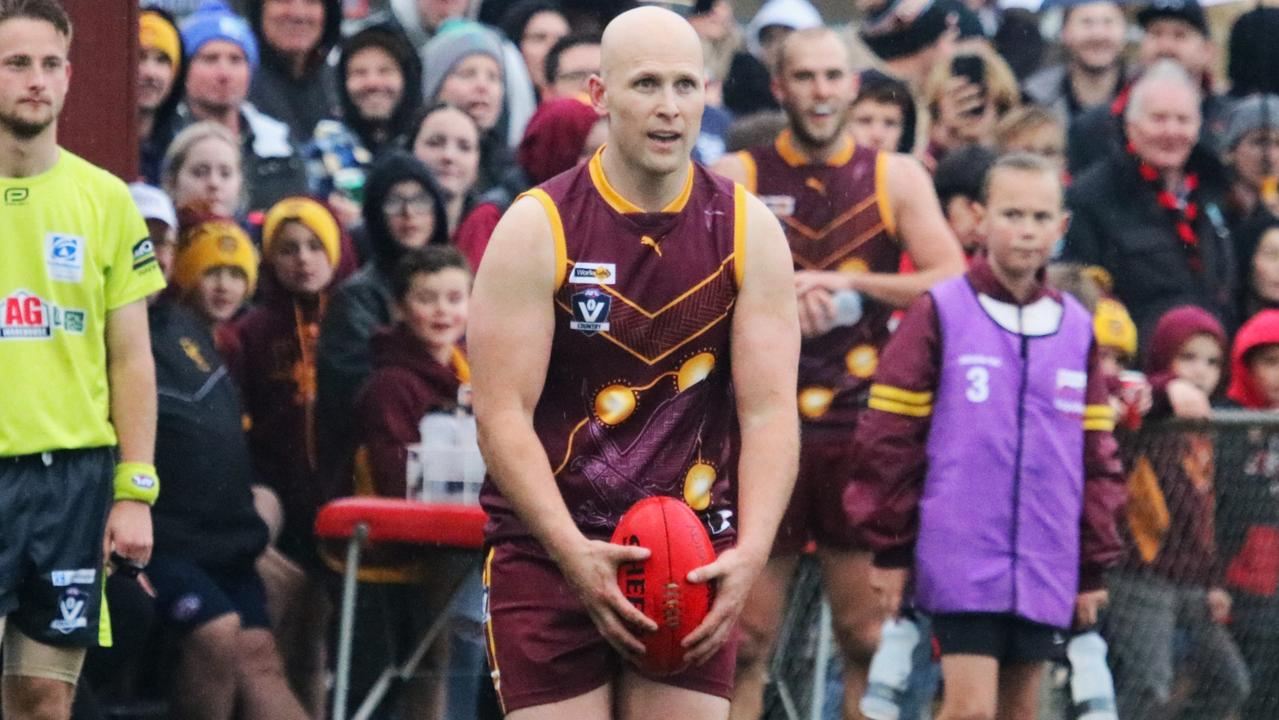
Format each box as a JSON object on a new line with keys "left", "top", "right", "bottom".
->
{"left": 469, "top": 7, "right": 801, "bottom": 719}
{"left": 713, "top": 27, "right": 964, "bottom": 719}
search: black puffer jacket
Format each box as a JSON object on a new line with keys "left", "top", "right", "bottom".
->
{"left": 1062, "top": 146, "right": 1236, "bottom": 351}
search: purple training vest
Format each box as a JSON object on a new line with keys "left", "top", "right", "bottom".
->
{"left": 916, "top": 275, "right": 1093, "bottom": 629}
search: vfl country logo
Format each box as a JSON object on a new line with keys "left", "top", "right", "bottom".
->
{"left": 50, "top": 587, "right": 88, "bottom": 634}
{"left": 3, "top": 187, "right": 28, "bottom": 205}
{"left": 569, "top": 262, "right": 616, "bottom": 285}
{"left": 46, "top": 233, "right": 84, "bottom": 283}
{"left": 1, "top": 290, "right": 86, "bottom": 339}
{"left": 570, "top": 288, "right": 612, "bottom": 335}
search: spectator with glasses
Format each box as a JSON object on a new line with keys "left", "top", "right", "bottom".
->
{"left": 317, "top": 154, "right": 450, "bottom": 497}
{"left": 540, "top": 32, "right": 600, "bottom": 102}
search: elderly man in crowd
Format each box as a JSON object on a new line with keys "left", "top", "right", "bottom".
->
{"left": 1062, "top": 60, "right": 1235, "bottom": 348}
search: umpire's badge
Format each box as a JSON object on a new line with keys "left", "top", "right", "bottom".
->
{"left": 570, "top": 288, "right": 612, "bottom": 335}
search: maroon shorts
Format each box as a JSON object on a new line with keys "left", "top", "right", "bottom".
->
{"left": 772, "top": 430, "right": 861, "bottom": 556}
{"left": 482, "top": 540, "right": 737, "bottom": 714}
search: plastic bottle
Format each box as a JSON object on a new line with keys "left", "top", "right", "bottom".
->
{"left": 859, "top": 616, "right": 921, "bottom": 720}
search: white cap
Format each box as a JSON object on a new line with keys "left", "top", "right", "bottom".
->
{"left": 128, "top": 182, "right": 178, "bottom": 229}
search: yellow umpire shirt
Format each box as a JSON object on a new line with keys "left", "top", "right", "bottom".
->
{"left": 0, "top": 150, "right": 166, "bottom": 456}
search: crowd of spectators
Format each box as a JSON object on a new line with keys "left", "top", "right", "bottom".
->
{"left": 86, "top": 0, "right": 1279, "bottom": 718}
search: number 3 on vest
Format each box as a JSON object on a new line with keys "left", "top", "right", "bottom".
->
{"left": 965, "top": 366, "right": 990, "bottom": 403}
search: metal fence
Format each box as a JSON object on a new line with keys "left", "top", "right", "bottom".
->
{"left": 763, "top": 410, "right": 1279, "bottom": 720}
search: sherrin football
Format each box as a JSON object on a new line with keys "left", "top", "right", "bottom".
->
{"left": 611, "top": 495, "right": 716, "bottom": 676}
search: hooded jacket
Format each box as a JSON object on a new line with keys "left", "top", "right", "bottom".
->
{"left": 354, "top": 324, "right": 468, "bottom": 498}
{"left": 1120, "top": 306, "right": 1227, "bottom": 587}
{"left": 246, "top": 0, "right": 342, "bottom": 141}
{"left": 1217, "top": 310, "right": 1279, "bottom": 598}
{"left": 316, "top": 154, "right": 449, "bottom": 497}
{"left": 336, "top": 24, "right": 423, "bottom": 155}
{"left": 224, "top": 288, "right": 329, "bottom": 562}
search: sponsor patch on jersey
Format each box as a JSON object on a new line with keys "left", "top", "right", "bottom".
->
{"left": 569, "top": 262, "right": 616, "bottom": 285}
{"left": 4, "top": 187, "right": 28, "bottom": 205}
{"left": 51, "top": 569, "right": 96, "bottom": 587}
{"left": 132, "top": 237, "right": 158, "bottom": 270}
{"left": 759, "top": 194, "right": 795, "bottom": 218}
{"left": 1, "top": 290, "right": 86, "bottom": 340}
{"left": 570, "top": 288, "right": 612, "bottom": 334}
{"left": 45, "top": 233, "right": 84, "bottom": 283}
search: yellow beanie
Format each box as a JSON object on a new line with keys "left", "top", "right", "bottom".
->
{"left": 262, "top": 197, "right": 341, "bottom": 269}
{"left": 140, "top": 11, "right": 182, "bottom": 74}
{"left": 174, "top": 219, "right": 258, "bottom": 295}
{"left": 1094, "top": 297, "right": 1138, "bottom": 358}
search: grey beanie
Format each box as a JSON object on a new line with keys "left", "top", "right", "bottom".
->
{"left": 421, "top": 19, "right": 504, "bottom": 104}
{"left": 1225, "top": 94, "right": 1279, "bottom": 150}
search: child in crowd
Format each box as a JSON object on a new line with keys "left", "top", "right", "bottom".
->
{"left": 354, "top": 245, "right": 472, "bottom": 496}
{"left": 848, "top": 153, "right": 1126, "bottom": 720}
{"left": 932, "top": 144, "right": 997, "bottom": 259}
{"left": 226, "top": 197, "right": 341, "bottom": 561}
{"left": 348, "top": 246, "right": 474, "bottom": 720}
{"left": 849, "top": 69, "right": 916, "bottom": 154}
{"left": 223, "top": 197, "right": 344, "bottom": 713}
{"left": 1219, "top": 309, "right": 1279, "bottom": 719}
{"left": 1107, "top": 306, "right": 1250, "bottom": 720}
{"left": 995, "top": 105, "right": 1067, "bottom": 176}
{"left": 1234, "top": 214, "right": 1279, "bottom": 322}
{"left": 173, "top": 217, "right": 257, "bottom": 331}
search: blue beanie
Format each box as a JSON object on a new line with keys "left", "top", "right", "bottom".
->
{"left": 180, "top": 0, "right": 260, "bottom": 71}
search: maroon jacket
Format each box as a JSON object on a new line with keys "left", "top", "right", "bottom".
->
{"left": 224, "top": 293, "right": 327, "bottom": 556}
{"left": 353, "top": 324, "right": 468, "bottom": 498}
{"left": 1120, "top": 306, "right": 1228, "bottom": 587}
{"left": 846, "top": 256, "right": 1127, "bottom": 591}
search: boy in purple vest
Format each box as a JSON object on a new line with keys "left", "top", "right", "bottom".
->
{"left": 846, "top": 153, "right": 1128, "bottom": 720}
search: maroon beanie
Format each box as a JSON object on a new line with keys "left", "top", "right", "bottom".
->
{"left": 517, "top": 97, "right": 601, "bottom": 185}
{"left": 1143, "top": 305, "right": 1227, "bottom": 377}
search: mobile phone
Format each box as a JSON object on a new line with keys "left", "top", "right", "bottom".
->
{"left": 950, "top": 56, "right": 986, "bottom": 117}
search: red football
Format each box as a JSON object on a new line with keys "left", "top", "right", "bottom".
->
{"left": 611, "top": 495, "right": 716, "bottom": 676}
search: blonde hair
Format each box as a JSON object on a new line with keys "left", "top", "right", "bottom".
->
{"left": 922, "top": 45, "right": 1020, "bottom": 122}
{"left": 994, "top": 105, "right": 1063, "bottom": 153}
{"left": 161, "top": 122, "right": 244, "bottom": 213}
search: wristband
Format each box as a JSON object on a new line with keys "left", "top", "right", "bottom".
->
{"left": 113, "top": 462, "right": 160, "bottom": 505}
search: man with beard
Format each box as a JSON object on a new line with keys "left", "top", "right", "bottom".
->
{"left": 0, "top": 1, "right": 166, "bottom": 718}
{"left": 1023, "top": 0, "right": 1127, "bottom": 131}
{"left": 138, "top": 7, "right": 186, "bottom": 185}
{"left": 712, "top": 26, "right": 965, "bottom": 720}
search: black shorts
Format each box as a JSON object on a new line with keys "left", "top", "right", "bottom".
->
{"left": 145, "top": 555, "right": 270, "bottom": 635}
{"left": 0, "top": 448, "right": 113, "bottom": 648}
{"left": 932, "top": 612, "right": 1066, "bottom": 664}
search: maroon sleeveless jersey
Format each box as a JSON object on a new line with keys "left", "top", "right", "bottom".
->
{"left": 740, "top": 130, "right": 897, "bottom": 432}
{"left": 481, "top": 148, "right": 744, "bottom": 547}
